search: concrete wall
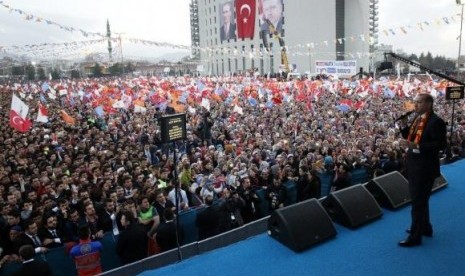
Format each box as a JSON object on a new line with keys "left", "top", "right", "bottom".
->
{"left": 344, "top": 0, "right": 370, "bottom": 71}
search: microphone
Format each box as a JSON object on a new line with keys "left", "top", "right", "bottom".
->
{"left": 395, "top": 111, "right": 414, "bottom": 122}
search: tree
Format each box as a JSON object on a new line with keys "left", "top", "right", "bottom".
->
{"left": 109, "top": 63, "right": 123, "bottom": 76}
{"left": 425, "top": 52, "right": 434, "bottom": 69}
{"left": 125, "top": 62, "right": 135, "bottom": 74}
{"left": 408, "top": 53, "right": 418, "bottom": 61}
{"left": 71, "top": 69, "right": 81, "bottom": 79}
{"left": 12, "top": 66, "right": 23, "bottom": 76}
{"left": 25, "top": 64, "right": 35, "bottom": 80}
{"left": 92, "top": 63, "right": 103, "bottom": 77}
{"left": 51, "top": 69, "right": 60, "bottom": 80}
{"left": 403, "top": 52, "right": 455, "bottom": 72}
{"left": 37, "top": 67, "right": 46, "bottom": 80}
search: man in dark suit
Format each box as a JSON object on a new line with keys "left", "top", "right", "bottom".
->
{"left": 63, "top": 208, "right": 83, "bottom": 243}
{"left": 97, "top": 199, "right": 119, "bottom": 234}
{"left": 38, "top": 213, "right": 64, "bottom": 249}
{"left": 12, "top": 245, "right": 52, "bottom": 276}
{"left": 195, "top": 195, "right": 221, "bottom": 240}
{"left": 155, "top": 208, "right": 183, "bottom": 252}
{"left": 220, "top": 2, "right": 237, "bottom": 41}
{"left": 116, "top": 210, "right": 148, "bottom": 265}
{"left": 14, "top": 220, "right": 48, "bottom": 255}
{"left": 153, "top": 190, "right": 175, "bottom": 224}
{"left": 399, "top": 93, "right": 447, "bottom": 247}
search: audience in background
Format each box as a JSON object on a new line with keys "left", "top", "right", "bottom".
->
{"left": 0, "top": 74, "right": 462, "bottom": 273}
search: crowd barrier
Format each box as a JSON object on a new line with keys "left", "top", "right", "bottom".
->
{"left": 1, "top": 168, "right": 369, "bottom": 276}
{"left": 101, "top": 216, "right": 270, "bottom": 276}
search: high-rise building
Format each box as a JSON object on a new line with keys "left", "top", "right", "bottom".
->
{"left": 191, "top": 0, "right": 374, "bottom": 76}
{"left": 190, "top": 0, "right": 201, "bottom": 60}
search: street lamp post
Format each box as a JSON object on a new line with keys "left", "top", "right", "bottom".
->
{"left": 457, "top": 0, "right": 464, "bottom": 71}
{"left": 307, "top": 46, "right": 312, "bottom": 73}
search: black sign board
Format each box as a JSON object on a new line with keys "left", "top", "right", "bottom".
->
{"left": 446, "top": 86, "right": 464, "bottom": 100}
{"left": 158, "top": 113, "right": 187, "bottom": 143}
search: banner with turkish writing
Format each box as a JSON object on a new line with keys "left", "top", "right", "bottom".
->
{"left": 235, "top": 0, "right": 256, "bottom": 39}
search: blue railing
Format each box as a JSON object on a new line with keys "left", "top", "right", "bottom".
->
{"left": 1, "top": 168, "right": 369, "bottom": 275}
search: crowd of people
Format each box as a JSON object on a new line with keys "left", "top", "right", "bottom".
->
{"left": 0, "top": 73, "right": 464, "bottom": 273}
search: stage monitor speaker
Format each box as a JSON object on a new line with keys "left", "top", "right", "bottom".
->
{"left": 364, "top": 171, "right": 410, "bottom": 209}
{"left": 432, "top": 173, "right": 448, "bottom": 192}
{"left": 321, "top": 184, "right": 382, "bottom": 228}
{"left": 267, "top": 198, "right": 337, "bottom": 252}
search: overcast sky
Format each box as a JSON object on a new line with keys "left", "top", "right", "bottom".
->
{"left": 0, "top": 0, "right": 463, "bottom": 60}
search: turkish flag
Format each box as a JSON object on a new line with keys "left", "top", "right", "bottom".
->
{"left": 10, "top": 110, "right": 32, "bottom": 132}
{"left": 236, "top": 0, "right": 256, "bottom": 39}
{"left": 36, "top": 102, "right": 49, "bottom": 123}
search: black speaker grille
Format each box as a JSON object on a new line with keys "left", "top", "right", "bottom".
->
{"left": 322, "top": 184, "right": 382, "bottom": 228}
{"left": 366, "top": 171, "right": 410, "bottom": 209}
{"left": 268, "top": 199, "right": 336, "bottom": 251}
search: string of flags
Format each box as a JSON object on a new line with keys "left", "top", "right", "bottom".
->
{"left": 0, "top": 1, "right": 105, "bottom": 38}
{"left": 0, "top": 0, "right": 462, "bottom": 59}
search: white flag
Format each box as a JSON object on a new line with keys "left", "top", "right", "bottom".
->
{"left": 233, "top": 105, "right": 243, "bottom": 115}
{"left": 112, "top": 100, "right": 126, "bottom": 109}
{"left": 134, "top": 105, "right": 147, "bottom": 113}
{"left": 201, "top": 98, "right": 211, "bottom": 111}
{"left": 11, "top": 94, "right": 29, "bottom": 119}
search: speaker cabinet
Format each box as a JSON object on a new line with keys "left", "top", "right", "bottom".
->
{"left": 267, "top": 198, "right": 337, "bottom": 252}
{"left": 321, "top": 184, "right": 382, "bottom": 228}
{"left": 365, "top": 171, "right": 410, "bottom": 209}
{"left": 432, "top": 173, "right": 448, "bottom": 192}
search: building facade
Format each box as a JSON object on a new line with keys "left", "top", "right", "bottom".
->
{"left": 190, "top": 0, "right": 376, "bottom": 76}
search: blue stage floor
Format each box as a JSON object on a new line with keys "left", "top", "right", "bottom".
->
{"left": 140, "top": 159, "right": 465, "bottom": 276}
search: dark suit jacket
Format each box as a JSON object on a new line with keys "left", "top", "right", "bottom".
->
{"left": 153, "top": 201, "right": 175, "bottom": 223}
{"left": 14, "top": 233, "right": 36, "bottom": 254}
{"left": 401, "top": 112, "right": 447, "bottom": 180}
{"left": 156, "top": 221, "right": 183, "bottom": 252}
{"left": 12, "top": 260, "right": 53, "bottom": 276}
{"left": 63, "top": 219, "right": 83, "bottom": 243}
{"left": 38, "top": 228, "right": 64, "bottom": 248}
{"left": 116, "top": 223, "right": 148, "bottom": 265}
{"left": 97, "top": 210, "right": 115, "bottom": 233}
{"left": 220, "top": 23, "right": 236, "bottom": 41}
{"left": 196, "top": 206, "right": 221, "bottom": 240}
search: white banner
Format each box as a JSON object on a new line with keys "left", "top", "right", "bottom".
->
{"left": 315, "top": 60, "right": 357, "bottom": 76}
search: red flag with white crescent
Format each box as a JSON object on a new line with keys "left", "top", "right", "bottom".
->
{"left": 236, "top": 0, "right": 256, "bottom": 39}
{"left": 10, "top": 110, "right": 32, "bottom": 132}
{"left": 10, "top": 94, "right": 32, "bottom": 132}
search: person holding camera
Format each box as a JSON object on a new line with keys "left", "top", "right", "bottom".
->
{"left": 237, "top": 177, "right": 262, "bottom": 224}
{"left": 266, "top": 177, "right": 287, "bottom": 211}
{"left": 197, "top": 112, "right": 214, "bottom": 146}
{"left": 218, "top": 187, "right": 245, "bottom": 232}
{"left": 297, "top": 166, "right": 321, "bottom": 201}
